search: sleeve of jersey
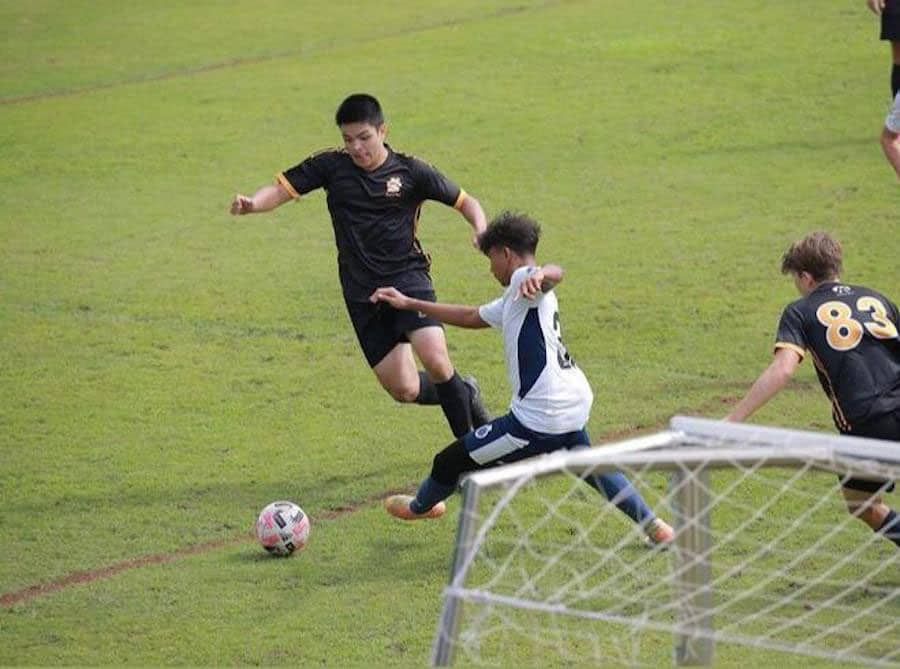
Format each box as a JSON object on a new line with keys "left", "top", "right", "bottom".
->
{"left": 277, "top": 151, "right": 334, "bottom": 199}
{"left": 478, "top": 298, "right": 504, "bottom": 329}
{"left": 410, "top": 158, "right": 465, "bottom": 208}
{"left": 773, "top": 304, "right": 807, "bottom": 359}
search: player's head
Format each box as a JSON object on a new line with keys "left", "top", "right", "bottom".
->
{"left": 335, "top": 94, "right": 387, "bottom": 171}
{"left": 478, "top": 211, "right": 542, "bottom": 286}
{"left": 780, "top": 231, "right": 843, "bottom": 295}
{"left": 335, "top": 93, "right": 384, "bottom": 127}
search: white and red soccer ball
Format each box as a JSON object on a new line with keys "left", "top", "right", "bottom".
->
{"left": 255, "top": 501, "right": 310, "bottom": 557}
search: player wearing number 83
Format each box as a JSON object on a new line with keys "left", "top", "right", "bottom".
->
{"left": 727, "top": 231, "right": 900, "bottom": 549}
{"left": 372, "top": 211, "right": 674, "bottom": 545}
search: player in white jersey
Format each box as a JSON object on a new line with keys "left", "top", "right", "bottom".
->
{"left": 480, "top": 263, "right": 592, "bottom": 435}
{"left": 370, "top": 211, "right": 674, "bottom": 545}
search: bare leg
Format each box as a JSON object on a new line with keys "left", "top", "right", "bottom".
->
{"left": 880, "top": 125, "right": 900, "bottom": 179}
{"left": 879, "top": 42, "right": 900, "bottom": 179}
{"left": 407, "top": 326, "right": 454, "bottom": 383}
{"left": 370, "top": 327, "right": 474, "bottom": 436}
{"left": 372, "top": 342, "right": 422, "bottom": 403}
{"left": 409, "top": 326, "right": 475, "bottom": 437}
{"left": 841, "top": 487, "right": 890, "bottom": 531}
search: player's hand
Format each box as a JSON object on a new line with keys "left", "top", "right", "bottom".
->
{"left": 517, "top": 267, "right": 545, "bottom": 301}
{"left": 867, "top": 0, "right": 885, "bottom": 15}
{"left": 230, "top": 194, "right": 254, "bottom": 215}
{"left": 370, "top": 286, "right": 411, "bottom": 309}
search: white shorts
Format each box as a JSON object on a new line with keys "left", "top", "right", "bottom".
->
{"left": 887, "top": 93, "right": 900, "bottom": 134}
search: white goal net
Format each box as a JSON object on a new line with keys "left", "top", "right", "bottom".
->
{"left": 432, "top": 417, "right": 900, "bottom": 667}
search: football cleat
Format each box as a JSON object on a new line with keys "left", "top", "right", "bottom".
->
{"left": 384, "top": 494, "right": 446, "bottom": 521}
{"left": 464, "top": 375, "right": 491, "bottom": 429}
{"left": 645, "top": 518, "right": 675, "bottom": 548}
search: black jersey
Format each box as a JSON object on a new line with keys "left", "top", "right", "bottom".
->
{"left": 278, "top": 146, "right": 465, "bottom": 300}
{"left": 775, "top": 282, "right": 900, "bottom": 431}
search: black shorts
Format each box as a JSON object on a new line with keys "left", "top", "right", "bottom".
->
{"left": 344, "top": 289, "right": 443, "bottom": 367}
{"left": 882, "top": 2, "right": 900, "bottom": 41}
{"left": 840, "top": 410, "right": 898, "bottom": 493}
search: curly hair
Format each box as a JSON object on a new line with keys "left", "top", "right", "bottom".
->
{"left": 477, "top": 211, "right": 541, "bottom": 256}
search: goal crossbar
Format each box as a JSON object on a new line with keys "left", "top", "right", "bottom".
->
{"left": 463, "top": 420, "right": 897, "bottom": 491}
{"left": 433, "top": 416, "right": 900, "bottom": 667}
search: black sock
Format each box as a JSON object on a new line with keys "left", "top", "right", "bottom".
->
{"left": 892, "top": 63, "right": 900, "bottom": 99}
{"left": 876, "top": 509, "right": 900, "bottom": 549}
{"left": 431, "top": 438, "right": 481, "bottom": 486}
{"left": 435, "top": 372, "right": 473, "bottom": 438}
{"left": 410, "top": 438, "right": 484, "bottom": 513}
{"left": 415, "top": 371, "right": 440, "bottom": 405}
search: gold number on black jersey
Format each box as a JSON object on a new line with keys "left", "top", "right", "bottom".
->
{"left": 816, "top": 298, "right": 898, "bottom": 351}
{"left": 857, "top": 296, "right": 899, "bottom": 340}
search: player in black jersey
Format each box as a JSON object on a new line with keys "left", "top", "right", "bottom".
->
{"left": 867, "top": 0, "right": 900, "bottom": 178}
{"left": 727, "top": 232, "right": 899, "bottom": 549}
{"left": 230, "top": 94, "right": 490, "bottom": 438}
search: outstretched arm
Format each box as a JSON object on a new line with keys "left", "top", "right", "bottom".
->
{"left": 866, "top": 0, "right": 886, "bottom": 15}
{"left": 458, "top": 194, "right": 487, "bottom": 248}
{"left": 518, "top": 264, "right": 564, "bottom": 300}
{"left": 370, "top": 287, "right": 489, "bottom": 329}
{"left": 725, "top": 347, "right": 802, "bottom": 422}
{"left": 230, "top": 183, "right": 292, "bottom": 215}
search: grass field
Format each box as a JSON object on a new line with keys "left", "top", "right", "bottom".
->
{"left": 1, "top": 1, "right": 898, "bottom": 666}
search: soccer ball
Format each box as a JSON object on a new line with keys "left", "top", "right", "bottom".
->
{"left": 255, "top": 501, "right": 310, "bottom": 557}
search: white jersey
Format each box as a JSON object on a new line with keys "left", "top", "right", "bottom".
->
{"left": 478, "top": 265, "right": 593, "bottom": 434}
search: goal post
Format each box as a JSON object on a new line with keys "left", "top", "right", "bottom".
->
{"left": 432, "top": 416, "right": 900, "bottom": 667}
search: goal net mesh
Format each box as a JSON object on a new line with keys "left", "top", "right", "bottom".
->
{"left": 432, "top": 417, "right": 900, "bottom": 667}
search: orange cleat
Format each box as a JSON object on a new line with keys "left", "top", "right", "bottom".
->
{"left": 384, "top": 494, "right": 446, "bottom": 521}
{"left": 645, "top": 518, "right": 675, "bottom": 548}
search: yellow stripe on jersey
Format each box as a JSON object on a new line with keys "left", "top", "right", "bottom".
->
{"left": 808, "top": 347, "right": 851, "bottom": 432}
{"left": 276, "top": 173, "right": 300, "bottom": 200}
{"left": 453, "top": 189, "right": 467, "bottom": 210}
{"left": 774, "top": 342, "right": 806, "bottom": 360}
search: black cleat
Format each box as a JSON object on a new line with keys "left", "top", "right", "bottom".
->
{"left": 464, "top": 375, "right": 491, "bottom": 429}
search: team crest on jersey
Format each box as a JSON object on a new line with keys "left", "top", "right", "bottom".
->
{"left": 475, "top": 424, "right": 493, "bottom": 440}
{"left": 386, "top": 176, "right": 402, "bottom": 197}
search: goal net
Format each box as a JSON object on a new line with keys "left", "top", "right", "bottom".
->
{"left": 432, "top": 416, "right": 900, "bottom": 667}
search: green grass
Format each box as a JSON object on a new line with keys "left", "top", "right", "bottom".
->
{"left": 1, "top": 0, "right": 897, "bottom": 666}
{"left": 451, "top": 469, "right": 897, "bottom": 667}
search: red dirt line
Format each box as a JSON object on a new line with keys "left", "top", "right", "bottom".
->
{"left": 0, "top": 2, "right": 563, "bottom": 107}
{"left": 0, "top": 536, "right": 244, "bottom": 608}
{"left": 1, "top": 400, "right": 731, "bottom": 609}
{"left": 598, "top": 396, "right": 739, "bottom": 443}
{"left": 0, "top": 486, "right": 411, "bottom": 609}
{"left": 0, "top": 53, "right": 288, "bottom": 106}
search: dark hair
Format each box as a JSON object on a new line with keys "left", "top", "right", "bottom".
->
{"left": 335, "top": 93, "right": 384, "bottom": 127}
{"left": 780, "top": 231, "right": 842, "bottom": 281}
{"left": 478, "top": 211, "right": 541, "bottom": 256}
